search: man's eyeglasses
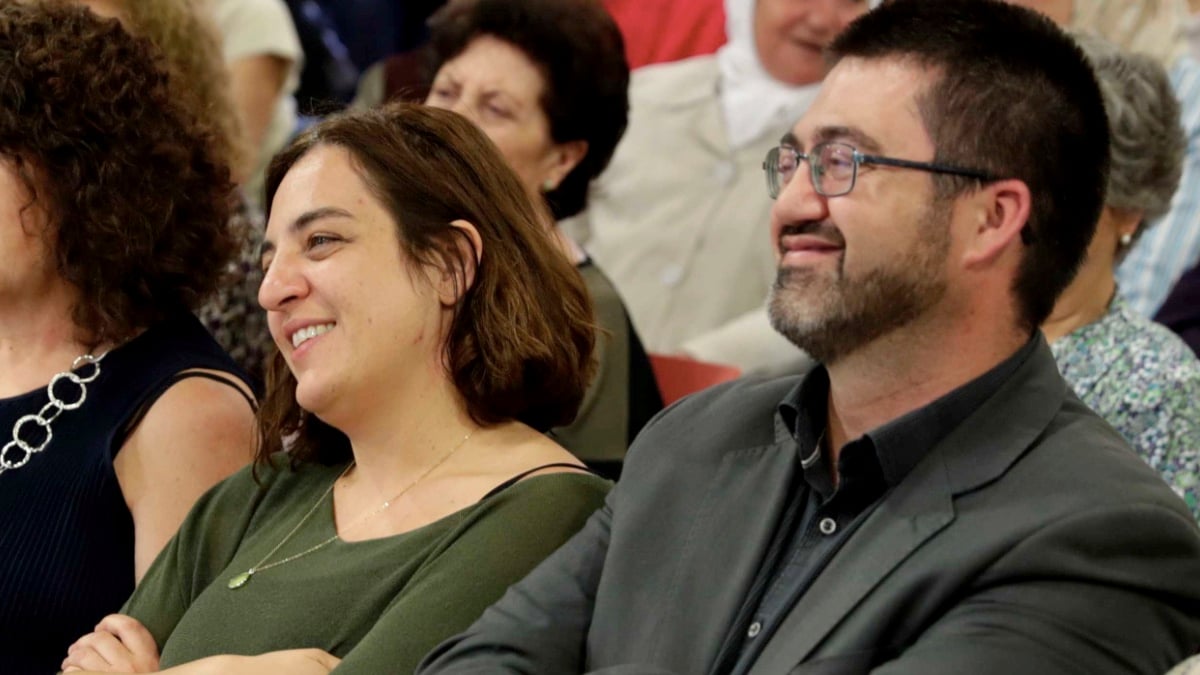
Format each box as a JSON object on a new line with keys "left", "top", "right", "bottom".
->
{"left": 762, "top": 142, "right": 999, "bottom": 199}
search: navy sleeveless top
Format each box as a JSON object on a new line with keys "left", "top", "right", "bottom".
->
{"left": 0, "top": 313, "right": 253, "bottom": 674}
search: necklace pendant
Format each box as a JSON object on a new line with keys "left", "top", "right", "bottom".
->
{"left": 227, "top": 571, "right": 253, "bottom": 590}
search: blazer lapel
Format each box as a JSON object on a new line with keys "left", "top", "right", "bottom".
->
{"left": 748, "top": 340, "right": 1069, "bottom": 673}
{"left": 749, "top": 457, "right": 956, "bottom": 674}
{"left": 650, "top": 415, "right": 800, "bottom": 671}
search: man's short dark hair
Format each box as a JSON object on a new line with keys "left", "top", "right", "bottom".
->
{"left": 829, "top": 0, "right": 1110, "bottom": 330}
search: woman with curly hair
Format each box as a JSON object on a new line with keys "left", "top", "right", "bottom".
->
{"left": 77, "top": 0, "right": 247, "bottom": 180}
{"left": 81, "top": 0, "right": 301, "bottom": 210}
{"left": 0, "top": 3, "right": 256, "bottom": 671}
{"left": 62, "top": 103, "right": 608, "bottom": 674}
{"left": 79, "top": 0, "right": 274, "bottom": 381}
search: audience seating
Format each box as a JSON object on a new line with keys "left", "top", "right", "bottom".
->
{"left": 649, "top": 353, "right": 741, "bottom": 406}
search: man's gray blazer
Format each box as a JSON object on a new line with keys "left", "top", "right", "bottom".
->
{"left": 420, "top": 341, "right": 1200, "bottom": 674}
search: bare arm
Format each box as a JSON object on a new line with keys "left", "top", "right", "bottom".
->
{"left": 64, "top": 618, "right": 336, "bottom": 675}
{"left": 114, "top": 372, "right": 255, "bottom": 581}
{"left": 227, "top": 53, "right": 291, "bottom": 166}
{"left": 178, "top": 651, "right": 340, "bottom": 675}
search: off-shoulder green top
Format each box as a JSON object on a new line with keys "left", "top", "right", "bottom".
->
{"left": 122, "top": 459, "right": 609, "bottom": 674}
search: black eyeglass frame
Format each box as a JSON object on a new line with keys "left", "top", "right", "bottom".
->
{"left": 762, "top": 142, "right": 1001, "bottom": 200}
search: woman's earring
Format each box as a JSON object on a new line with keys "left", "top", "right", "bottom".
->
{"left": 542, "top": 179, "right": 555, "bottom": 193}
{"left": 1120, "top": 232, "right": 1134, "bottom": 247}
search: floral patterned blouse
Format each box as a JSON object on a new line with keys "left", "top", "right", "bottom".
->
{"left": 1051, "top": 295, "right": 1200, "bottom": 519}
{"left": 196, "top": 199, "right": 272, "bottom": 385}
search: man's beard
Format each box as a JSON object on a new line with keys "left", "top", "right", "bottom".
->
{"left": 768, "top": 205, "right": 951, "bottom": 365}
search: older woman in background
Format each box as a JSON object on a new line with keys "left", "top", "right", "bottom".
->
{"left": 425, "top": 0, "right": 661, "bottom": 477}
{"left": 0, "top": 3, "right": 256, "bottom": 671}
{"left": 1043, "top": 33, "right": 1200, "bottom": 517}
{"left": 1069, "top": 0, "right": 1200, "bottom": 318}
{"left": 62, "top": 103, "right": 609, "bottom": 675}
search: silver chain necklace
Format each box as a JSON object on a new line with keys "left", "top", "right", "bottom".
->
{"left": 0, "top": 353, "right": 106, "bottom": 476}
{"left": 227, "top": 427, "right": 475, "bottom": 590}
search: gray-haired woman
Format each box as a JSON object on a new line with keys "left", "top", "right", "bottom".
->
{"left": 1043, "top": 32, "right": 1200, "bottom": 518}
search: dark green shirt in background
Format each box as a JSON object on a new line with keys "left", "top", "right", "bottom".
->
{"left": 122, "top": 459, "right": 610, "bottom": 673}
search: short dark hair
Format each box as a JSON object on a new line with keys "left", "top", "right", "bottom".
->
{"left": 829, "top": 0, "right": 1110, "bottom": 329}
{"left": 0, "top": 1, "right": 235, "bottom": 346}
{"left": 259, "top": 103, "right": 597, "bottom": 467}
{"left": 427, "top": 0, "right": 630, "bottom": 220}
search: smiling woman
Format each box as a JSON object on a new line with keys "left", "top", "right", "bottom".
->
{"left": 61, "top": 103, "right": 609, "bottom": 675}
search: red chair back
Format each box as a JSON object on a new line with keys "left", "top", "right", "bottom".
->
{"left": 649, "top": 353, "right": 742, "bottom": 406}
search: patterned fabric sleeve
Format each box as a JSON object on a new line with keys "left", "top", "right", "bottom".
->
{"left": 1051, "top": 298, "right": 1200, "bottom": 520}
{"left": 1123, "top": 344, "right": 1200, "bottom": 519}
{"left": 197, "top": 200, "right": 272, "bottom": 384}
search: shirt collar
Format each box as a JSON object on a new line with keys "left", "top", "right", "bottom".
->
{"left": 777, "top": 334, "right": 1041, "bottom": 487}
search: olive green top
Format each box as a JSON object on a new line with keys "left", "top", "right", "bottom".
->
{"left": 552, "top": 261, "right": 663, "bottom": 466}
{"left": 122, "top": 459, "right": 609, "bottom": 674}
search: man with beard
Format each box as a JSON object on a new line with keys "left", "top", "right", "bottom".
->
{"left": 417, "top": 1, "right": 1200, "bottom": 673}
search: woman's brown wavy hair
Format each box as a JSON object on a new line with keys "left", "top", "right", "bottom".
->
{"left": 0, "top": 1, "right": 236, "bottom": 346}
{"left": 258, "top": 103, "right": 597, "bottom": 467}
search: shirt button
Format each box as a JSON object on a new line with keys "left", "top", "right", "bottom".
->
{"left": 747, "top": 621, "right": 762, "bottom": 638}
{"left": 819, "top": 517, "right": 837, "bottom": 535}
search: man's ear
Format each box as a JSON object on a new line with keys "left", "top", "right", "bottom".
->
{"left": 961, "top": 178, "right": 1032, "bottom": 269}
{"left": 436, "top": 219, "right": 483, "bottom": 306}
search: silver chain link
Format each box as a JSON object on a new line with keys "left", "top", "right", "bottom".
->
{"left": 0, "top": 353, "right": 106, "bottom": 476}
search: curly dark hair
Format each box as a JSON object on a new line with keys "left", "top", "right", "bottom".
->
{"left": 258, "top": 103, "right": 597, "bottom": 467}
{"left": 427, "top": 0, "right": 630, "bottom": 220}
{"left": 0, "top": 1, "right": 235, "bottom": 345}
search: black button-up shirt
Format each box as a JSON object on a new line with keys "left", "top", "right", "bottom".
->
{"left": 721, "top": 337, "right": 1039, "bottom": 675}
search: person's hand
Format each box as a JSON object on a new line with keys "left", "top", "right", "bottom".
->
{"left": 191, "top": 649, "right": 341, "bottom": 674}
{"left": 62, "top": 614, "right": 160, "bottom": 672}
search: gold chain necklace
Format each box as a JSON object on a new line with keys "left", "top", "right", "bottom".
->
{"left": 227, "top": 427, "right": 475, "bottom": 590}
